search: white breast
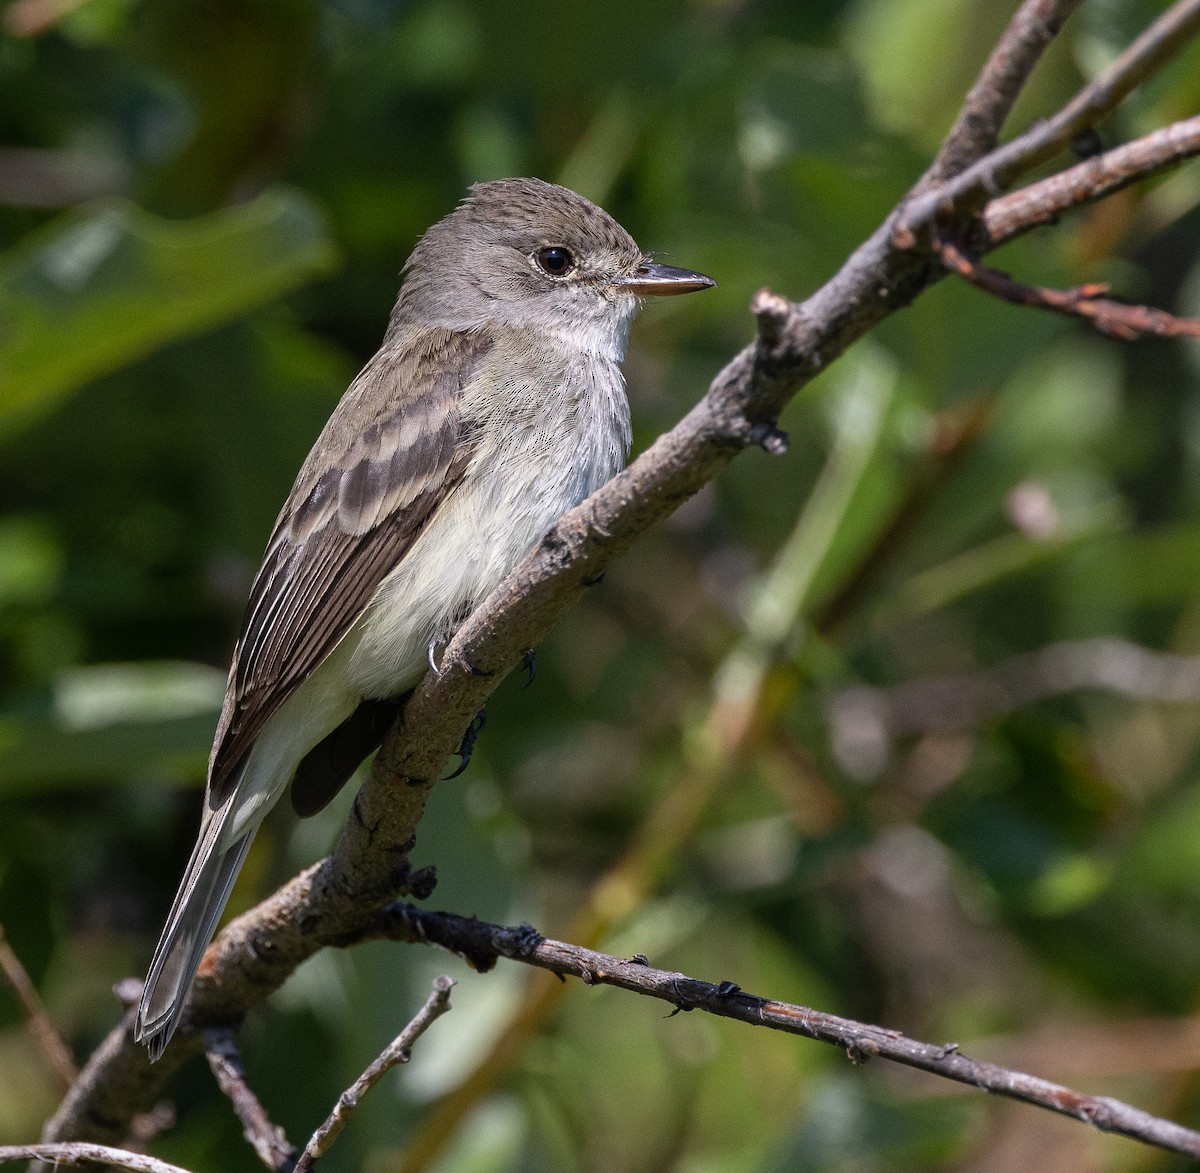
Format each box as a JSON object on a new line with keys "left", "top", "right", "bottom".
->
{"left": 346, "top": 334, "right": 631, "bottom": 700}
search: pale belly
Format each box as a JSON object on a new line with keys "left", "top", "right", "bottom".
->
{"left": 223, "top": 359, "right": 628, "bottom": 844}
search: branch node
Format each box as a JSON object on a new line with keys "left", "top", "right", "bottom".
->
{"left": 750, "top": 287, "right": 793, "bottom": 345}
{"left": 748, "top": 421, "right": 790, "bottom": 456}
{"left": 845, "top": 1040, "right": 879, "bottom": 1065}
{"left": 407, "top": 866, "right": 439, "bottom": 901}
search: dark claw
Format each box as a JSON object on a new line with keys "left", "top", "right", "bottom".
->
{"left": 522, "top": 648, "right": 537, "bottom": 687}
{"left": 666, "top": 976, "right": 694, "bottom": 1017}
{"left": 714, "top": 980, "right": 741, "bottom": 997}
{"left": 629, "top": 953, "right": 649, "bottom": 966}
{"left": 464, "top": 658, "right": 494, "bottom": 678}
{"left": 443, "top": 708, "right": 487, "bottom": 779}
{"left": 581, "top": 570, "right": 606, "bottom": 587}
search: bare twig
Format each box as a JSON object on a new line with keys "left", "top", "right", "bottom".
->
{"left": 0, "top": 923, "right": 77, "bottom": 1091}
{"left": 833, "top": 635, "right": 1200, "bottom": 742}
{"left": 380, "top": 905, "right": 1200, "bottom": 1160}
{"left": 898, "top": 0, "right": 1200, "bottom": 242}
{"left": 204, "top": 1029, "right": 296, "bottom": 1172}
{"left": 936, "top": 235, "right": 1200, "bottom": 338}
{"left": 294, "top": 977, "right": 454, "bottom": 1173}
{"left": 983, "top": 114, "right": 1200, "bottom": 245}
{"left": 0, "top": 1143, "right": 192, "bottom": 1172}
{"left": 924, "top": 0, "right": 1086, "bottom": 185}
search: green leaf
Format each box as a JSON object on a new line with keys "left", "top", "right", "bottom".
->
{"left": 0, "top": 712, "right": 214, "bottom": 795}
{"left": 0, "top": 188, "right": 339, "bottom": 435}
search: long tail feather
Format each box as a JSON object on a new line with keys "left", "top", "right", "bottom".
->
{"left": 136, "top": 792, "right": 255, "bottom": 1062}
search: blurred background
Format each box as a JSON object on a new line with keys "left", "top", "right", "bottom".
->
{"left": 3, "top": 0, "right": 1200, "bottom": 1169}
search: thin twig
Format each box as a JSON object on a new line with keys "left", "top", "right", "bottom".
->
{"left": 381, "top": 905, "right": 1200, "bottom": 1160}
{"left": 204, "top": 1029, "right": 297, "bottom": 1172}
{"left": 0, "top": 923, "right": 77, "bottom": 1090}
{"left": 936, "top": 235, "right": 1200, "bottom": 339}
{"left": 834, "top": 636, "right": 1200, "bottom": 741}
{"left": 924, "top": 0, "right": 1086, "bottom": 185}
{"left": 294, "top": 977, "right": 454, "bottom": 1173}
{"left": 983, "top": 114, "right": 1200, "bottom": 246}
{"left": 898, "top": 0, "right": 1200, "bottom": 242}
{"left": 0, "top": 1143, "right": 192, "bottom": 1172}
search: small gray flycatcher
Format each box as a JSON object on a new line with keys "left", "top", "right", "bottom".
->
{"left": 136, "top": 176, "right": 714, "bottom": 1059}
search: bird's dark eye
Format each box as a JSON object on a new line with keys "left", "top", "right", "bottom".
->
{"left": 535, "top": 246, "right": 575, "bottom": 277}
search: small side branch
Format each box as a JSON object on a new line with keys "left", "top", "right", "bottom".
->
{"left": 936, "top": 236, "right": 1200, "bottom": 340}
{"left": 830, "top": 636, "right": 1200, "bottom": 748}
{"left": 925, "top": 0, "right": 1085, "bottom": 184}
{"left": 0, "top": 1142, "right": 192, "bottom": 1172}
{"left": 0, "top": 923, "right": 77, "bottom": 1091}
{"left": 983, "top": 115, "right": 1200, "bottom": 246}
{"left": 294, "top": 977, "right": 455, "bottom": 1173}
{"left": 380, "top": 905, "right": 1200, "bottom": 1161}
{"left": 898, "top": 0, "right": 1200, "bottom": 238}
{"left": 204, "top": 1029, "right": 297, "bottom": 1172}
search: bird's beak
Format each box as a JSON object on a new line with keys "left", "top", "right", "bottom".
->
{"left": 615, "top": 261, "right": 716, "bottom": 297}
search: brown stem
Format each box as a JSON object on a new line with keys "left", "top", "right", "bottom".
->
{"left": 0, "top": 924, "right": 77, "bottom": 1091}
{"left": 0, "top": 1143, "right": 192, "bottom": 1172}
{"left": 937, "top": 235, "right": 1200, "bottom": 339}
{"left": 898, "top": 0, "right": 1200, "bottom": 241}
{"left": 295, "top": 977, "right": 454, "bottom": 1172}
{"left": 983, "top": 114, "right": 1200, "bottom": 246}
{"left": 923, "top": 0, "right": 1086, "bottom": 186}
{"left": 380, "top": 905, "right": 1200, "bottom": 1161}
{"left": 204, "top": 1030, "right": 297, "bottom": 1172}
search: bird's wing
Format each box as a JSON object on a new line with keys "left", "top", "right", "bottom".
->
{"left": 207, "top": 327, "right": 493, "bottom": 803}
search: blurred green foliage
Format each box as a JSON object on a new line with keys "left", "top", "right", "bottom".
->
{"left": 3, "top": 0, "right": 1200, "bottom": 1170}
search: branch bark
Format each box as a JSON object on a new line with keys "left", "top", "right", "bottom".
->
{"left": 295, "top": 977, "right": 454, "bottom": 1172}
{"left": 0, "top": 1144, "right": 191, "bottom": 1172}
{"left": 897, "top": 0, "right": 1200, "bottom": 242}
{"left": 936, "top": 235, "right": 1200, "bottom": 338}
{"left": 204, "top": 1030, "right": 296, "bottom": 1172}
{"left": 982, "top": 114, "right": 1200, "bottom": 245}
{"left": 375, "top": 904, "right": 1200, "bottom": 1160}
{"left": 922, "top": 0, "right": 1086, "bottom": 185}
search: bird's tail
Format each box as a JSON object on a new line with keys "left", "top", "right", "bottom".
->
{"left": 135, "top": 790, "right": 255, "bottom": 1062}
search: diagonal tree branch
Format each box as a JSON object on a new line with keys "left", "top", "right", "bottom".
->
{"left": 0, "top": 924, "right": 77, "bottom": 1091}
{"left": 936, "top": 235, "right": 1200, "bottom": 338}
{"left": 922, "top": 0, "right": 1086, "bottom": 186}
{"left": 294, "top": 977, "right": 454, "bottom": 1173}
{"left": 897, "top": 0, "right": 1200, "bottom": 242}
{"left": 204, "top": 1030, "right": 296, "bottom": 1172}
